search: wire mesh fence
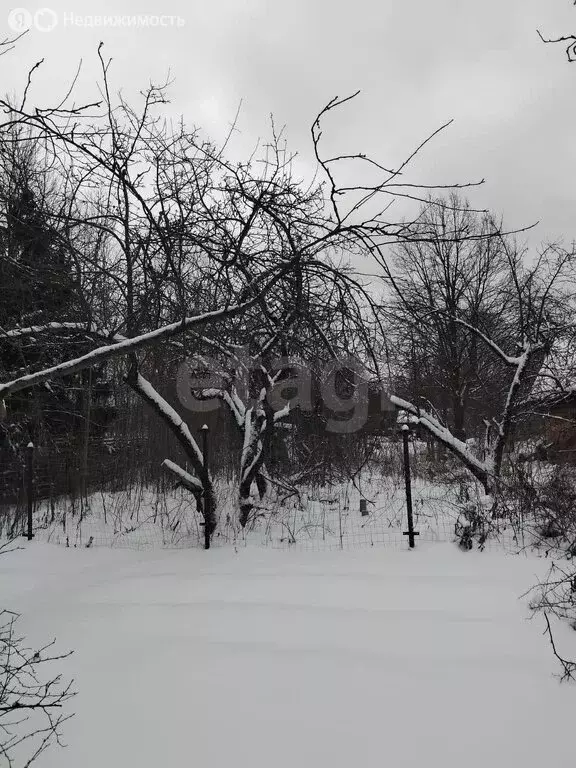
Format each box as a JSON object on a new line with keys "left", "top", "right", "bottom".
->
{"left": 0, "top": 447, "right": 196, "bottom": 548}
{"left": 241, "top": 478, "right": 527, "bottom": 554}
{"left": 0, "top": 443, "right": 528, "bottom": 555}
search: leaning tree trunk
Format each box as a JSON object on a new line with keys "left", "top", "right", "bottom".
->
{"left": 238, "top": 399, "right": 273, "bottom": 527}
{"left": 126, "top": 366, "right": 218, "bottom": 536}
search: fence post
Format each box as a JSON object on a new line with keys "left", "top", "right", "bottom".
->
{"left": 26, "top": 441, "right": 34, "bottom": 541}
{"left": 200, "top": 424, "right": 210, "bottom": 551}
{"left": 401, "top": 425, "right": 419, "bottom": 549}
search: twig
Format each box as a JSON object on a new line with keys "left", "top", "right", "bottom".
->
{"left": 543, "top": 612, "right": 576, "bottom": 682}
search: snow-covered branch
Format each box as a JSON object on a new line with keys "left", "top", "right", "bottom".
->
{"left": 0, "top": 322, "right": 94, "bottom": 340}
{"left": 391, "top": 335, "right": 548, "bottom": 491}
{"left": 162, "top": 459, "right": 202, "bottom": 493}
{"left": 391, "top": 394, "right": 490, "bottom": 487}
{"left": 128, "top": 372, "right": 204, "bottom": 467}
{"left": 126, "top": 369, "right": 217, "bottom": 535}
{"left": 447, "top": 316, "right": 526, "bottom": 366}
{"left": 0, "top": 267, "right": 290, "bottom": 400}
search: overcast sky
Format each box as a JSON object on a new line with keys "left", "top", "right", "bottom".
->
{"left": 4, "top": 0, "right": 576, "bottom": 250}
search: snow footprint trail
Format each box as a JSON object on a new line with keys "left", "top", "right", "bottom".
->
{"left": 0, "top": 543, "right": 573, "bottom": 768}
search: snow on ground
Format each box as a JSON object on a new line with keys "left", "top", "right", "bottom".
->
{"left": 1, "top": 540, "right": 575, "bottom": 767}
{"left": 7, "top": 475, "right": 523, "bottom": 552}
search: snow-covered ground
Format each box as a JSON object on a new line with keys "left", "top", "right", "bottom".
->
{"left": 1, "top": 541, "right": 574, "bottom": 767}
{"left": 6, "top": 475, "right": 523, "bottom": 552}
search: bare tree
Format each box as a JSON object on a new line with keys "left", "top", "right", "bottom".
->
{"left": 0, "top": 539, "right": 74, "bottom": 767}
{"left": 525, "top": 563, "right": 576, "bottom": 682}
{"left": 0, "top": 45, "right": 489, "bottom": 540}
{"left": 0, "top": 610, "right": 75, "bottom": 767}
{"left": 383, "top": 194, "right": 512, "bottom": 440}
{"left": 388, "top": 241, "right": 573, "bottom": 497}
